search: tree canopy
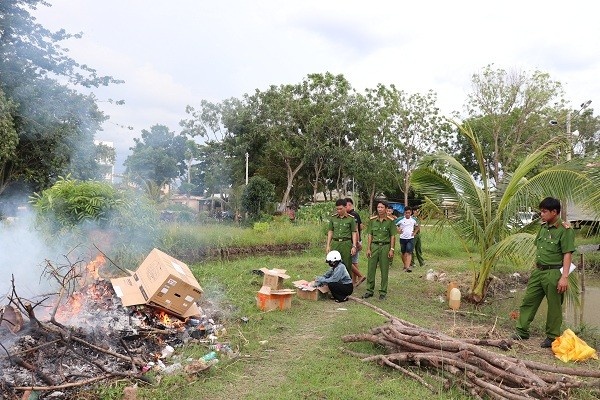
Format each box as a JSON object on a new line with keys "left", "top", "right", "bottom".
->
{"left": 0, "top": 0, "right": 121, "bottom": 196}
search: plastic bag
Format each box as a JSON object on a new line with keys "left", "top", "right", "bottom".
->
{"left": 552, "top": 329, "right": 598, "bottom": 362}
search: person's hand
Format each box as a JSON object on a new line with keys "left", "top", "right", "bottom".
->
{"left": 388, "top": 249, "right": 394, "bottom": 258}
{"left": 351, "top": 246, "right": 356, "bottom": 256}
{"left": 557, "top": 276, "right": 569, "bottom": 293}
{"left": 366, "top": 249, "right": 372, "bottom": 258}
{"left": 357, "top": 242, "right": 363, "bottom": 251}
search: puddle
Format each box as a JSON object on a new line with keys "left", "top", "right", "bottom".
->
{"left": 512, "top": 278, "right": 600, "bottom": 329}
{"left": 565, "top": 285, "right": 600, "bottom": 328}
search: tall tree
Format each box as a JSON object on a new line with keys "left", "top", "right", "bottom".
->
{"left": 461, "top": 65, "right": 565, "bottom": 185}
{"left": 0, "top": 0, "right": 121, "bottom": 194}
{"left": 124, "top": 124, "right": 188, "bottom": 187}
{"left": 364, "top": 84, "right": 452, "bottom": 206}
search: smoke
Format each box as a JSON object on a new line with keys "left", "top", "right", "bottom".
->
{"left": 0, "top": 209, "right": 59, "bottom": 300}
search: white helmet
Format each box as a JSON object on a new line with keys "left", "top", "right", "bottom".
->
{"left": 326, "top": 250, "right": 342, "bottom": 263}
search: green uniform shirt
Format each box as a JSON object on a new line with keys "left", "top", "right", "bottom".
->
{"left": 535, "top": 218, "right": 575, "bottom": 265}
{"left": 328, "top": 214, "right": 357, "bottom": 239}
{"left": 367, "top": 216, "right": 396, "bottom": 243}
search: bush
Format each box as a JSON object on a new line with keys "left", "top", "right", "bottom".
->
{"left": 31, "top": 176, "right": 124, "bottom": 231}
{"left": 296, "top": 201, "right": 335, "bottom": 222}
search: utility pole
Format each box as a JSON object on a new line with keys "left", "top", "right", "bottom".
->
{"left": 561, "top": 111, "right": 571, "bottom": 221}
{"left": 245, "top": 152, "right": 249, "bottom": 185}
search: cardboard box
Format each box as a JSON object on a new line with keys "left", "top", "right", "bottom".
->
{"left": 259, "top": 268, "right": 290, "bottom": 290}
{"left": 111, "top": 248, "right": 203, "bottom": 318}
{"left": 256, "top": 287, "right": 295, "bottom": 311}
{"left": 292, "top": 280, "right": 330, "bottom": 301}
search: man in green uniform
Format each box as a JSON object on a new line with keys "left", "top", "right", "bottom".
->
{"left": 362, "top": 200, "right": 396, "bottom": 300}
{"left": 326, "top": 198, "right": 358, "bottom": 279}
{"left": 410, "top": 207, "right": 425, "bottom": 268}
{"left": 513, "top": 197, "right": 576, "bottom": 348}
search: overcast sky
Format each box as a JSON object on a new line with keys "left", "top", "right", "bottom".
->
{"left": 33, "top": 0, "right": 600, "bottom": 171}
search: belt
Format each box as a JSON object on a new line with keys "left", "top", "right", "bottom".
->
{"left": 536, "top": 264, "right": 562, "bottom": 270}
{"left": 332, "top": 238, "right": 351, "bottom": 242}
{"left": 373, "top": 241, "right": 390, "bottom": 245}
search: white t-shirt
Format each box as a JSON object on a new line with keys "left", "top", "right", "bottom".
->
{"left": 397, "top": 217, "right": 418, "bottom": 239}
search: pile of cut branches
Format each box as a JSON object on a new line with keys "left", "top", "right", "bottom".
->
{"left": 342, "top": 297, "right": 600, "bottom": 400}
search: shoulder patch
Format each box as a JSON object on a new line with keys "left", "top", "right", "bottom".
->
{"left": 331, "top": 213, "right": 337, "bottom": 217}
{"left": 369, "top": 215, "right": 378, "bottom": 220}
{"left": 387, "top": 216, "right": 396, "bottom": 221}
{"left": 562, "top": 221, "right": 571, "bottom": 229}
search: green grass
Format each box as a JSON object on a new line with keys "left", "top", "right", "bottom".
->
{"left": 91, "top": 224, "right": 600, "bottom": 399}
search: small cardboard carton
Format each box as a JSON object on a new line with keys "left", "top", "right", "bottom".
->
{"left": 256, "top": 285, "right": 295, "bottom": 311}
{"left": 111, "top": 248, "right": 203, "bottom": 318}
{"left": 259, "top": 268, "right": 290, "bottom": 290}
{"left": 292, "top": 280, "right": 330, "bottom": 301}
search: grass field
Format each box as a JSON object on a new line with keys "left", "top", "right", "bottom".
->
{"left": 94, "top": 223, "right": 600, "bottom": 400}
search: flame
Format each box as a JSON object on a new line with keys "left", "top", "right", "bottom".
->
{"left": 86, "top": 254, "right": 106, "bottom": 280}
{"left": 157, "top": 311, "right": 172, "bottom": 326}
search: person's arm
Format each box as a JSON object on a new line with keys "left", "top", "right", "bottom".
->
{"left": 326, "top": 229, "right": 333, "bottom": 253}
{"left": 413, "top": 221, "right": 420, "bottom": 236}
{"left": 388, "top": 223, "right": 396, "bottom": 258}
{"left": 557, "top": 252, "right": 571, "bottom": 293}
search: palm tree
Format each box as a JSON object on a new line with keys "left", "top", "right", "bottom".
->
{"left": 411, "top": 122, "right": 599, "bottom": 302}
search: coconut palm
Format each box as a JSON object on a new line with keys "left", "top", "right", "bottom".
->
{"left": 411, "top": 122, "right": 599, "bottom": 302}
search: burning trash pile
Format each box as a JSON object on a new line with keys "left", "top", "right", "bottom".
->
{"left": 0, "top": 249, "right": 234, "bottom": 399}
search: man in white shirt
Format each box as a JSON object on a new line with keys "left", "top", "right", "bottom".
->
{"left": 396, "top": 207, "right": 419, "bottom": 272}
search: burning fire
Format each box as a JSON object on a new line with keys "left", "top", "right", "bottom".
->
{"left": 86, "top": 254, "right": 106, "bottom": 281}
{"left": 157, "top": 311, "right": 172, "bottom": 326}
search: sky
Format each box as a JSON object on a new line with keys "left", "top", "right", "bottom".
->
{"left": 32, "top": 0, "right": 600, "bottom": 172}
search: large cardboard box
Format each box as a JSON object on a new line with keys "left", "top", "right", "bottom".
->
{"left": 111, "top": 248, "right": 203, "bottom": 318}
{"left": 256, "top": 286, "right": 295, "bottom": 311}
{"left": 260, "top": 268, "right": 290, "bottom": 290}
{"left": 292, "top": 280, "right": 329, "bottom": 301}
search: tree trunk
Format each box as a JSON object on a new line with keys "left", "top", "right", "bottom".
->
{"left": 281, "top": 159, "right": 304, "bottom": 211}
{"left": 368, "top": 182, "right": 376, "bottom": 214}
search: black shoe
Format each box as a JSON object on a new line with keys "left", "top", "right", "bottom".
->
{"left": 511, "top": 333, "right": 528, "bottom": 341}
{"left": 361, "top": 292, "right": 373, "bottom": 299}
{"left": 540, "top": 337, "right": 554, "bottom": 348}
{"left": 335, "top": 297, "right": 348, "bottom": 303}
{"left": 379, "top": 294, "right": 386, "bottom": 300}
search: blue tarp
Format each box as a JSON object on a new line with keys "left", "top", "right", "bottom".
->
{"left": 388, "top": 202, "right": 404, "bottom": 214}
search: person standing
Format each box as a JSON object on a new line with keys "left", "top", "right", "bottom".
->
{"left": 512, "top": 197, "right": 576, "bottom": 348}
{"left": 410, "top": 207, "right": 425, "bottom": 268}
{"left": 396, "top": 207, "right": 419, "bottom": 272}
{"left": 345, "top": 197, "right": 366, "bottom": 286}
{"left": 386, "top": 204, "right": 399, "bottom": 268}
{"left": 326, "top": 198, "right": 358, "bottom": 280}
{"left": 362, "top": 201, "right": 396, "bottom": 300}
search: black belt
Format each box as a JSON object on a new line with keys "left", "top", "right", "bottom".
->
{"left": 373, "top": 241, "right": 390, "bottom": 245}
{"left": 333, "top": 238, "right": 351, "bottom": 242}
{"left": 536, "top": 264, "right": 562, "bottom": 270}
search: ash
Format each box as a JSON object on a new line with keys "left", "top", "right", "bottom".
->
{"left": 0, "top": 280, "right": 231, "bottom": 399}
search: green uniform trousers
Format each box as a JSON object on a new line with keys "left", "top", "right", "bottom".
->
{"left": 366, "top": 243, "right": 391, "bottom": 295}
{"left": 331, "top": 240, "right": 353, "bottom": 277}
{"left": 515, "top": 268, "right": 564, "bottom": 339}
{"left": 411, "top": 234, "right": 424, "bottom": 267}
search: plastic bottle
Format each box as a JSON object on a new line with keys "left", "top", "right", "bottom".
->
{"left": 201, "top": 351, "right": 218, "bottom": 362}
{"left": 449, "top": 287, "right": 461, "bottom": 310}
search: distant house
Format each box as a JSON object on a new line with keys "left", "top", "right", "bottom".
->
{"left": 169, "top": 195, "right": 228, "bottom": 214}
{"left": 567, "top": 203, "right": 600, "bottom": 230}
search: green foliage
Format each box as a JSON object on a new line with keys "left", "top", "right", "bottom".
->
{"left": 0, "top": 0, "right": 120, "bottom": 195}
{"left": 252, "top": 221, "right": 269, "bottom": 232}
{"left": 30, "top": 176, "right": 124, "bottom": 230}
{"left": 241, "top": 175, "right": 275, "bottom": 219}
{"left": 295, "top": 201, "right": 335, "bottom": 222}
{"left": 412, "top": 122, "right": 600, "bottom": 302}
{"left": 124, "top": 124, "right": 188, "bottom": 186}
